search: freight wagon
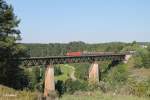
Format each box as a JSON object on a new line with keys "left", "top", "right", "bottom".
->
{"left": 66, "top": 51, "right": 115, "bottom": 56}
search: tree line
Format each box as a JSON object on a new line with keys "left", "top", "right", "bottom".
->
{"left": 24, "top": 42, "right": 132, "bottom": 57}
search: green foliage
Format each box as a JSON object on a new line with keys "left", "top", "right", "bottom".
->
{"left": 141, "top": 48, "right": 150, "bottom": 68}
{"left": 103, "top": 64, "right": 128, "bottom": 89}
{"left": 65, "top": 79, "right": 88, "bottom": 94}
{"left": 24, "top": 67, "right": 44, "bottom": 91}
{"left": 54, "top": 65, "right": 62, "bottom": 76}
{"left": 132, "top": 56, "right": 143, "bottom": 68}
{"left": 55, "top": 64, "right": 89, "bottom": 95}
{"left": 122, "top": 42, "right": 150, "bottom": 68}
{"left": 55, "top": 64, "right": 74, "bottom": 81}
{"left": 24, "top": 68, "right": 36, "bottom": 90}
{"left": 67, "top": 41, "right": 86, "bottom": 52}
{"left": 105, "top": 42, "right": 125, "bottom": 52}
{"left": 126, "top": 78, "right": 150, "bottom": 97}
{"left": 73, "top": 63, "right": 89, "bottom": 80}
{"left": 55, "top": 80, "right": 65, "bottom": 96}
{"left": 131, "top": 47, "right": 150, "bottom": 68}
{"left": 24, "top": 42, "right": 128, "bottom": 57}
{"left": 0, "top": 0, "right": 27, "bottom": 89}
{"left": 121, "top": 41, "right": 140, "bottom": 52}
{"left": 0, "top": 85, "right": 38, "bottom": 100}
{"left": 61, "top": 91, "right": 149, "bottom": 100}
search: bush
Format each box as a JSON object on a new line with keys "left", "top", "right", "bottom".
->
{"left": 103, "top": 64, "right": 128, "bottom": 90}
{"left": 65, "top": 79, "right": 88, "bottom": 94}
{"left": 132, "top": 56, "right": 143, "bottom": 68}
{"left": 23, "top": 67, "right": 44, "bottom": 91}
{"left": 55, "top": 80, "right": 65, "bottom": 96}
{"left": 125, "top": 78, "right": 150, "bottom": 97}
{"left": 73, "top": 63, "right": 89, "bottom": 80}
{"left": 87, "top": 81, "right": 111, "bottom": 93}
{"left": 54, "top": 65, "right": 62, "bottom": 76}
{"left": 141, "top": 53, "right": 150, "bottom": 68}
{"left": 130, "top": 46, "right": 150, "bottom": 68}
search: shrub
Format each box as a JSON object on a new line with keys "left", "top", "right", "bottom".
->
{"left": 131, "top": 47, "right": 150, "bottom": 68}
{"left": 88, "top": 81, "right": 110, "bottom": 93}
{"left": 103, "top": 64, "right": 128, "bottom": 90}
{"left": 73, "top": 63, "right": 89, "bottom": 80}
{"left": 54, "top": 65, "right": 62, "bottom": 76}
{"left": 126, "top": 78, "right": 150, "bottom": 97}
{"left": 132, "top": 56, "right": 143, "bottom": 68}
{"left": 55, "top": 80, "right": 65, "bottom": 96}
{"left": 65, "top": 79, "right": 88, "bottom": 94}
{"left": 23, "top": 67, "right": 44, "bottom": 91}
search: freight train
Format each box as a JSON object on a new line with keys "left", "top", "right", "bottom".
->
{"left": 66, "top": 51, "right": 115, "bottom": 56}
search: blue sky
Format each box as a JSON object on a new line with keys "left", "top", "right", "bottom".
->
{"left": 7, "top": 0, "right": 150, "bottom": 43}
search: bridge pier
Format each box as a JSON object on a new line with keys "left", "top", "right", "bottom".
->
{"left": 124, "top": 54, "right": 132, "bottom": 63}
{"left": 44, "top": 64, "right": 55, "bottom": 97}
{"left": 89, "top": 62, "right": 100, "bottom": 83}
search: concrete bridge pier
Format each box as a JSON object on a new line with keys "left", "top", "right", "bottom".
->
{"left": 124, "top": 54, "right": 132, "bottom": 63}
{"left": 89, "top": 62, "right": 100, "bottom": 83}
{"left": 44, "top": 64, "right": 55, "bottom": 97}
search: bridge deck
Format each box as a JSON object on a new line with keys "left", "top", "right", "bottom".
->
{"left": 20, "top": 53, "right": 126, "bottom": 59}
{"left": 18, "top": 53, "right": 126, "bottom": 66}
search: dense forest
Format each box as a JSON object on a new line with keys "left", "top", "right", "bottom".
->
{"left": 23, "top": 41, "right": 150, "bottom": 57}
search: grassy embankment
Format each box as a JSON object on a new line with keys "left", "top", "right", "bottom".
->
{"left": 0, "top": 85, "right": 37, "bottom": 100}
{"left": 61, "top": 91, "right": 149, "bottom": 100}
{"left": 0, "top": 85, "right": 149, "bottom": 100}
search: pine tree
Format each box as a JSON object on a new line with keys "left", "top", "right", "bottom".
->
{"left": 0, "top": 0, "right": 27, "bottom": 89}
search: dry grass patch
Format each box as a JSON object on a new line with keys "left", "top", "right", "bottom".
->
{"left": 61, "top": 91, "right": 149, "bottom": 100}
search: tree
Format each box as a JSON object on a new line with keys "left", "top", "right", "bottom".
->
{"left": 131, "top": 41, "right": 137, "bottom": 46}
{"left": 0, "top": 0, "right": 26, "bottom": 89}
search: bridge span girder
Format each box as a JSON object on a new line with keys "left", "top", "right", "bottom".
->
{"left": 19, "top": 54, "right": 125, "bottom": 66}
